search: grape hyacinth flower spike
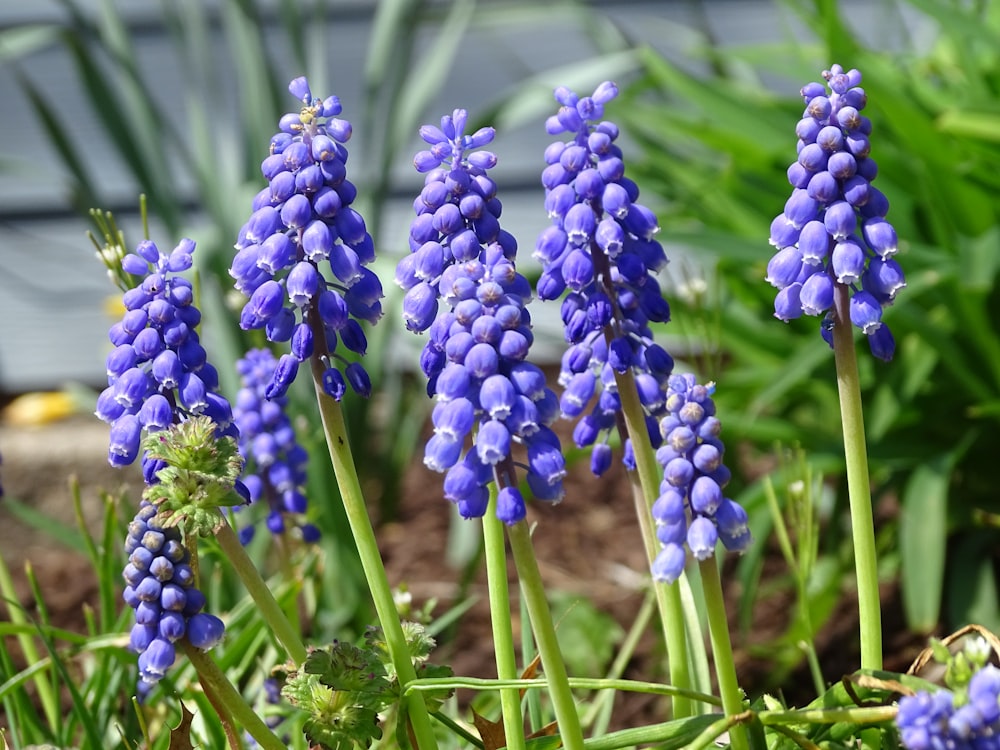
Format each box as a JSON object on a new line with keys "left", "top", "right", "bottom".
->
{"left": 232, "top": 348, "right": 318, "bottom": 544}
{"left": 767, "top": 64, "right": 904, "bottom": 361}
{"left": 123, "top": 500, "right": 225, "bottom": 687}
{"left": 230, "top": 76, "right": 382, "bottom": 400}
{"left": 895, "top": 653, "right": 1000, "bottom": 749}
{"left": 95, "top": 238, "right": 237, "bottom": 475}
{"left": 651, "top": 374, "right": 750, "bottom": 584}
{"left": 396, "top": 109, "right": 566, "bottom": 523}
{"left": 534, "top": 81, "right": 675, "bottom": 474}
{"left": 95, "top": 238, "right": 246, "bottom": 691}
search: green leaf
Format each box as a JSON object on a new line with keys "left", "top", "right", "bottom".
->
{"left": 579, "top": 713, "right": 720, "bottom": 750}
{"left": 938, "top": 110, "right": 1000, "bottom": 143}
{"left": 899, "top": 458, "right": 950, "bottom": 632}
{"left": 388, "top": 0, "right": 476, "bottom": 151}
{"left": 946, "top": 532, "right": 1000, "bottom": 627}
{"left": 3, "top": 496, "right": 86, "bottom": 554}
{"left": 0, "top": 24, "right": 61, "bottom": 61}
{"left": 12, "top": 65, "right": 101, "bottom": 213}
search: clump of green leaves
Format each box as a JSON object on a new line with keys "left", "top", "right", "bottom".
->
{"left": 365, "top": 622, "right": 454, "bottom": 712}
{"left": 282, "top": 641, "right": 391, "bottom": 750}
{"left": 142, "top": 416, "right": 245, "bottom": 535}
{"left": 280, "top": 622, "right": 454, "bottom": 750}
{"left": 930, "top": 633, "right": 996, "bottom": 694}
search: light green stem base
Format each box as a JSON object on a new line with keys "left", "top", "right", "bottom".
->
{"left": 613, "top": 368, "right": 693, "bottom": 718}
{"left": 831, "top": 283, "right": 883, "bottom": 671}
{"left": 309, "top": 371, "right": 439, "bottom": 750}
{"left": 0, "top": 552, "right": 60, "bottom": 730}
{"left": 215, "top": 518, "right": 308, "bottom": 666}
{"left": 697, "top": 558, "right": 749, "bottom": 750}
{"left": 183, "top": 641, "right": 287, "bottom": 750}
{"left": 482, "top": 491, "right": 526, "bottom": 750}
{"left": 507, "top": 521, "right": 585, "bottom": 750}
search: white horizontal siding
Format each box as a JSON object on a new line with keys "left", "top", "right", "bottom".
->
{"left": 0, "top": 0, "right": 931, "bottom": 392}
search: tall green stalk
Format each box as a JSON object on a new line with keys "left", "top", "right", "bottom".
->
{"left": 183, "top": 641, "right": 287, "bottom": 750}
{"left": 506, "top": 521, "right": 585, "bottom": 750}
{"left": 0, "top": 552, "right": 60, "bottom": 732}
{"left": 697, "top": 559, "right": 749, "bottom": 750}
{"left": 831, "top": 283, "right": 882, "bottom": 670}
{"left": 308, "top": 363, "right": 439, "bottom": 750}
{"left": 613, "top": 368, "right": 693, "bottom": 718}
{"left": 214, "top": 518, "right": 308, "bottom": 666}
{"left": 482, "top": 489, "right": 527, "bottom": 750}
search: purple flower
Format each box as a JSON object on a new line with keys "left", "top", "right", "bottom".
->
{"left": 230, "top": 77, "right": 382, "bottom": 399}
{"left": 768, "top": 65, "right": 904, "bottom": 361}
{"left": 231, "top": 348, "right": 317, "bottom": 544}
{"left": 397, "top": 110, "right": 565, "bottom": 522}
{"left": 650, "top": 375, "right": 750, "bottom": 584}
{"left": 123, "top": 501, "right": 224, "bottom": 689}
{"left": 96, "top": 239, "right": 237, "bottom": 473}
{"left": 896, "top": 665, "right": 1000, "bottom": 749}
{"left": 535, "top": 82, "right": 675, "bottom": 473}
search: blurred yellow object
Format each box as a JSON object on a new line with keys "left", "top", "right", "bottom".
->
{"left": 103, "top": 293, "right": 126, "bottom": 319}
{"left": 2, "top": 391, "right": 79, "bottom": 426}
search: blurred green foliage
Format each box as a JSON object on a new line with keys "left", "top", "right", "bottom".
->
{"left": 614, "top": 0, "right": 1000, "bottom": 643}
{"left": 3, "top": 2, "right": 1000, "bottom": 742}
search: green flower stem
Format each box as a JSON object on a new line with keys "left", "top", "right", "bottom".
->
{"left": 697, "top": 558, "right": 748, "bottom": 750}
{"left": 405, "top": 676, "right": 720, "bottom": 705}
{"left": 831, "top": 283, "right": 883, "bottom": 671}
{"left": 506, "top": 521, "right": 585, "bottom": 750}
{"left": 677, "top": 572, "right": 712, "bottom": 706}
{"left": 0, "top": 551, "right": 60, "bottom": 731}
{"left": 214, "top": 517, "right": 308, "bottom": 666}
{"left": 195, "top": 663, "right": 242, "bottom": 750}
{"left": 613, "top": 368, "right": 693, "bottom": 718}
{"left": 308, "top": 372, "right": 439, "bottom": 750}
{"left": 758, "top": 705, "right": 897, "bottom": 725}
{"left": 181, "top": 641, "right": 287, "bottom": 750}
{"left": 582, "top": 590, "right": 655, "bottom": 730}
{"left": 689, "top": 711, "right": 751, "bottom": 750}
{"left": 582, "top": 714, "right": 720, "bottom": 750}
{"left": 482, "top": 488, "right": 527, "bottom": 750}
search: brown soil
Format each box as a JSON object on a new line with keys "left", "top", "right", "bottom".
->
{"left": 0, "top": 414, "right": 929, "bottom": 735}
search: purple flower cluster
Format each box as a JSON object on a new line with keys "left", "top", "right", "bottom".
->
{"left": 896, "top": 665, "right": 1000, "bottom": 749}
{"left": 767, "top": 64, "right": 904, "bottom": 361}
{"left": 123, "top": 501, "right": 225, "bottom": 685}
{"left": 232, "top": 348, "right": 318, "bottom": 544}
{"left": 651, "top": 374, "right": 750, "bottom": 584}
{"left": 396, "top": 110, "right": 565, "bottom": 523}
{"left": 95, "top": 239, "right": 236, "bottom": 476}
{"left": 230, "top": 77, "right": 381, "bottom": 401}
{"left": 534, "top": 82, "right": 674, "bottom": 473}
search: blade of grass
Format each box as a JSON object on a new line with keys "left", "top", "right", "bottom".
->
{"left": 0, "top": 24, "right": 61, "bottom": 62}
{"left": 12, "top": 65, "right": 102, "bottom": 214}
{"left": 0, "top": 640, "right": 41, "bottom": 747}
{"left": 1, "top": 495, "right": 86, "bottom": 554}
{"left": 98, "top": 493, "right": 122, "bottom": 632}
{"left": 0, "top": 554, "right": 60, "bottom": 734}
